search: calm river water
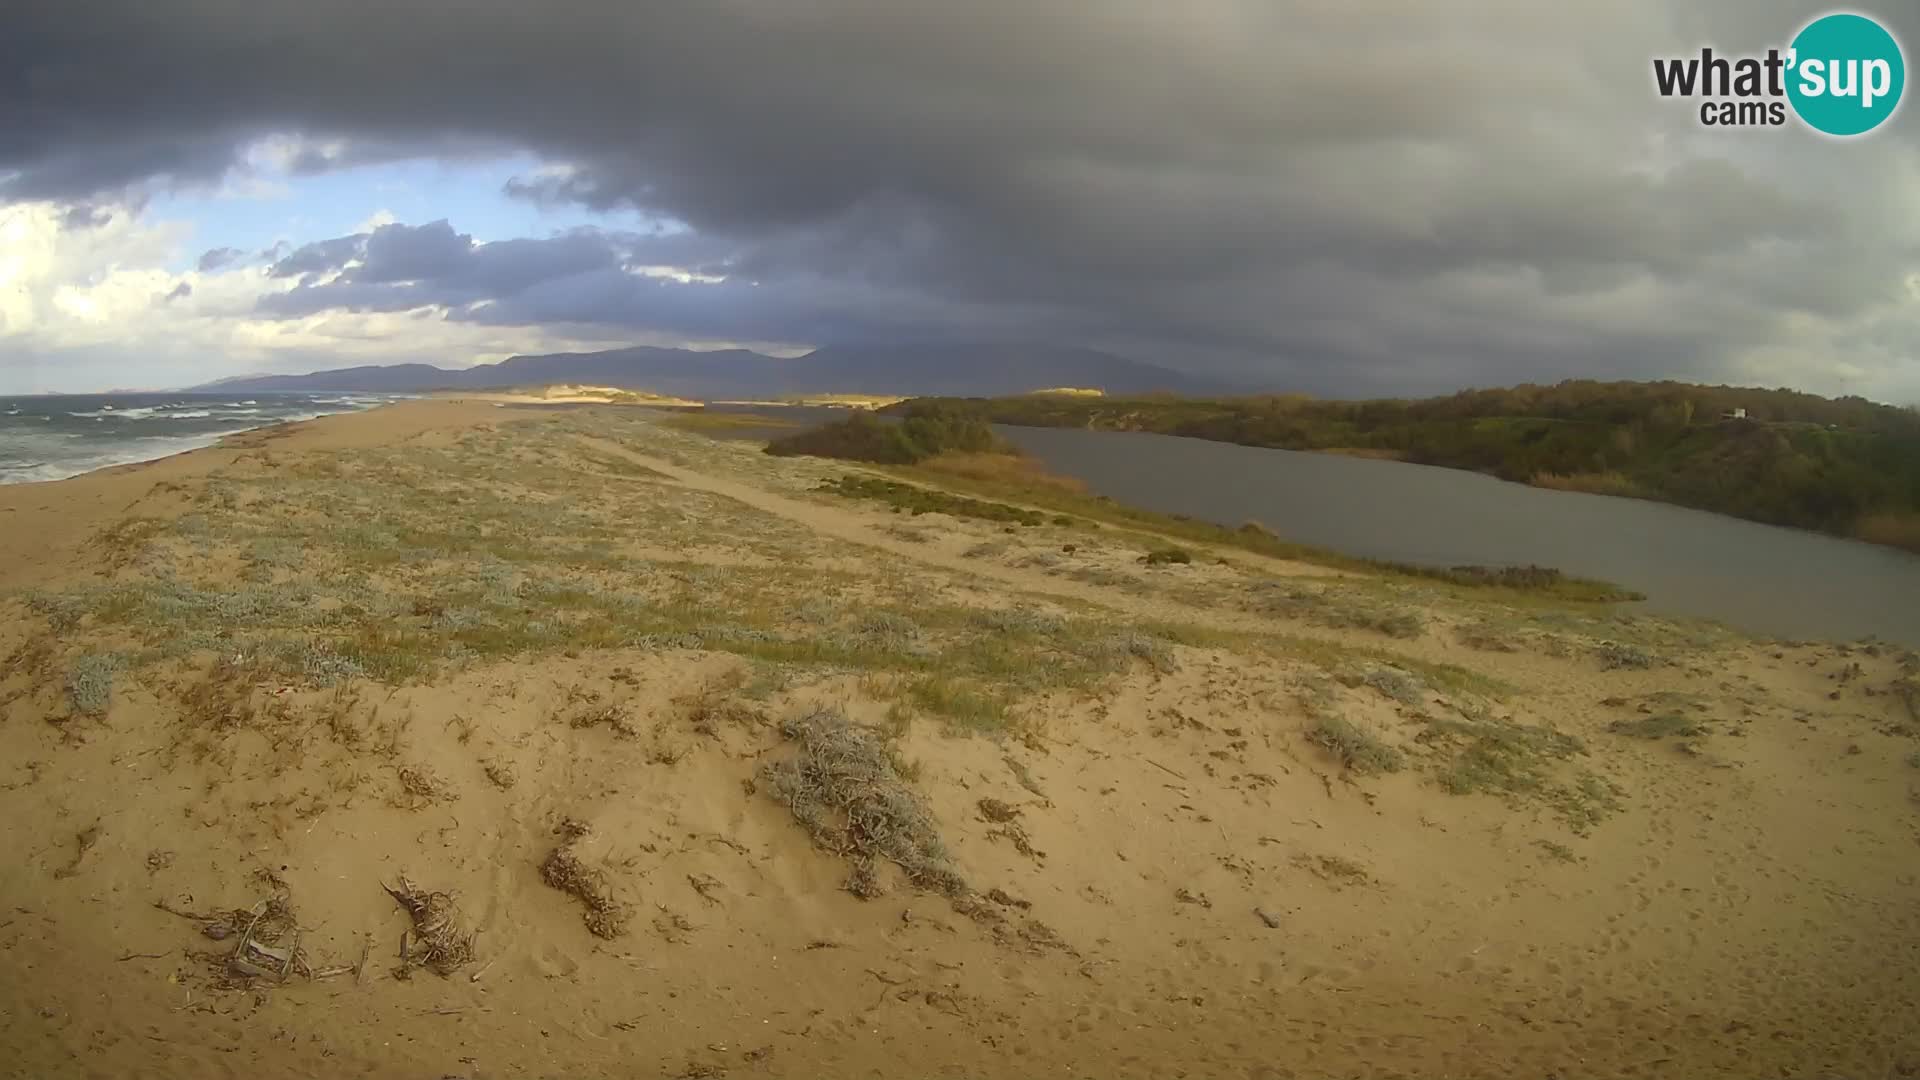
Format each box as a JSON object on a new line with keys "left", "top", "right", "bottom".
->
{"left": 996, "top": 426, "right": 1920, "bottom": 646}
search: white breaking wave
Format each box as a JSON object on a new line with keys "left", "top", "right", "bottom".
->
{"left": 0, "top": 430, "right": 234, "bottom": 485}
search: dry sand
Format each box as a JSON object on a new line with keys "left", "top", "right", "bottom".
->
{"left": 438, "top": 386, "right": 706, "bottom": 407}
{"left": 1, "top": 400, "right": 1916, "bottom": 1079}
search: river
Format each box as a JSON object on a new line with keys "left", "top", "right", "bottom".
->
{"left": 997, "top": 426, "right": 1920, "bottom": 646}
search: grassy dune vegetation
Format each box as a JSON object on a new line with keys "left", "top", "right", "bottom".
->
{"left": 887, "top": 381, "right": 1920, "bottom": 552}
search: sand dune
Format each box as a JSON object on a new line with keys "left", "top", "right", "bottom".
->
{"left": 1, "top": 400, "right": 1915, "bottom": 1078}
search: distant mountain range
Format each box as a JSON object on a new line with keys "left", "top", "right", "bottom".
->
{"left": 190, "top": 344, "right": 1234, "bottom": 398}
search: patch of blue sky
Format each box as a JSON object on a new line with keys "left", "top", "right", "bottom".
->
{"left": 146, "top": 152, "right": 679, "bottom": 273}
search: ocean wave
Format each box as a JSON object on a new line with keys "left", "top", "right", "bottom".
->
{"left": 0, "top": 430, "right": 233, "bottom": 485}
{"left": 3, "top": 395, "right": 389, "bottom": 484}
{"left": 69, "top": 406, "right": 160, "bottom": 419}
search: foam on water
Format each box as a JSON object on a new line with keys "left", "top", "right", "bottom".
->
{"left": 0, "top": 392, "right": 411, "bottom": 485}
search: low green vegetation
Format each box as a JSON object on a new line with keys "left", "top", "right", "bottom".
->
{"left": 765, "top": 402, "right": 1009, "bottom": 464}
{"left": 815, "top": 475, "right": 1045, "bottom": 525}
{"left": 889, "top": 382, "right": 1920, "bottom": 552}
{"left": 1422, "top": 711, "right": 1618, "bottom": 833}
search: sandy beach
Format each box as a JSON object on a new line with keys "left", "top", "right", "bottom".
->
{"left": 1, "top": 399, "right": 1916, "bottom": 1079}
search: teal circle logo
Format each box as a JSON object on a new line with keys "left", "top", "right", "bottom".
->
{"left": 1787, "top": 12, "right": 1906, "bottom": 136}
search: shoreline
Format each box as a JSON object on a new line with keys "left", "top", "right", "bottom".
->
{"left": 0, "top": 395, "right": 407, "bottom": 490}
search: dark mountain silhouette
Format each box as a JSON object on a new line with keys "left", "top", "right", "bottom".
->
{"left": 190, "top": 344, "right": 1232, "bottom": 397}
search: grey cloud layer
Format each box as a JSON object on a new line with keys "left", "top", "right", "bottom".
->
{"left": 5, "top": 0, "right": 1917, "bottom": 395}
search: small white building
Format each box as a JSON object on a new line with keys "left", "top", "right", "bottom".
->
{"left": 1722, "top": 407, "right": 1748, "bottom": 420}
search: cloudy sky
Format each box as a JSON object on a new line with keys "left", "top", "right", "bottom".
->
{"left": 3, "top": 0, "right": 1917, "bottom": 400}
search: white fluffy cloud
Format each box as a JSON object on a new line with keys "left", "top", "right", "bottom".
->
{"left": 0, "top": 200, "right": 671, "bottom": 392}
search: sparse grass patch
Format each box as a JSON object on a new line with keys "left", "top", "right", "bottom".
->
{"left": 1608, "top": 713, "right": 1706, "bottom": 739}
{"left": 913, "top": 451, "right": 1087, "bottom": 495}
{"left": 817, "top": 474, "right": 1045, "bottom": 526}
{"left": 1595, "top": 641, "right": 1657, "bottom": 670}
{"left": 1291, "top": 853, "right": 1371, "bottom": 884}
{"left": 1305, "top": 715, "right": 1405, "bottom": 775}
{"left": 1246, "top": 582, "right": 1425, "bottom": 639}
{"left": 662, "top": 411, "right": 808, "bottom": 434}
{"left": 1533, "top": 839, "right": 1579, "bottom": 864}
{"left": 1422, "top": 712, "right": 1618, "bottom": 833}
{"left": 1089, "top": 630, "right": 1179, "bottom": 674}
{"left": 906, "top": 675, "right": 1009, "bottom": 733}
{"left": 1140, "top": 546, "right": 1193, "bottom": 566}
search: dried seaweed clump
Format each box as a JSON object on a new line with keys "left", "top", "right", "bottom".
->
{"left": 760, "top": 705, "right": 965, "bottom": 899}
{"left": 540, "top": 822, "right": 632, "bottom": 939}
{"left": 385, "top": 877, "right": 476, "bottom": 976}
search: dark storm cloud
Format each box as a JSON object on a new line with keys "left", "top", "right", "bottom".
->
{"left": 4, "top": 0, "right": 1917, "bottom": 394}
{"left": 258, "top": 220, "right": 680, "bottom": 316}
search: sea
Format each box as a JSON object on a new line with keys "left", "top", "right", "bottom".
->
{"left": 0, "top": 392, "right": 410, "bottom": 485}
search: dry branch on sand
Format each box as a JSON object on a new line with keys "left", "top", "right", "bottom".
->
{"left": 540, "top": 822, "right": 632, "bottom": 939}
{"left": 157, "top": 894, "right": 310, "bottom": 988}
{"left": 385, "top": 877, "right": 477, "bottom": 976}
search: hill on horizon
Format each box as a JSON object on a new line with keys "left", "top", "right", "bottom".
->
{"left": 188, "top": 344, "right": 1233, "bottom": 399}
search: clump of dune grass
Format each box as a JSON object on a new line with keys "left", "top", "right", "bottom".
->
{"left": 1608, "top": 713, "right": 1706, "bottom": 739}
{"left": 1306, "top": 714, "right": 1405, "bottom": 775}
{"left": 1423, "top": 712, "right": 1618, "bottom": 833}
{"left": 760, "top": 706, "right": 965, "bottom": 899}
{"left": 65, "top": 652, "right": 125, "bottom": 716}
{"left": 1092, "top": 630, "right": 1179, "bottom": 674}
{"left": 1595, "top": 641, "right": 1656, "bottom": 670}
{"left": 1140, "top": 545, "right": 1193, "bottom": 566}
{"left": 1358, "top": 665, "right": 1426, "bottom": 706}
